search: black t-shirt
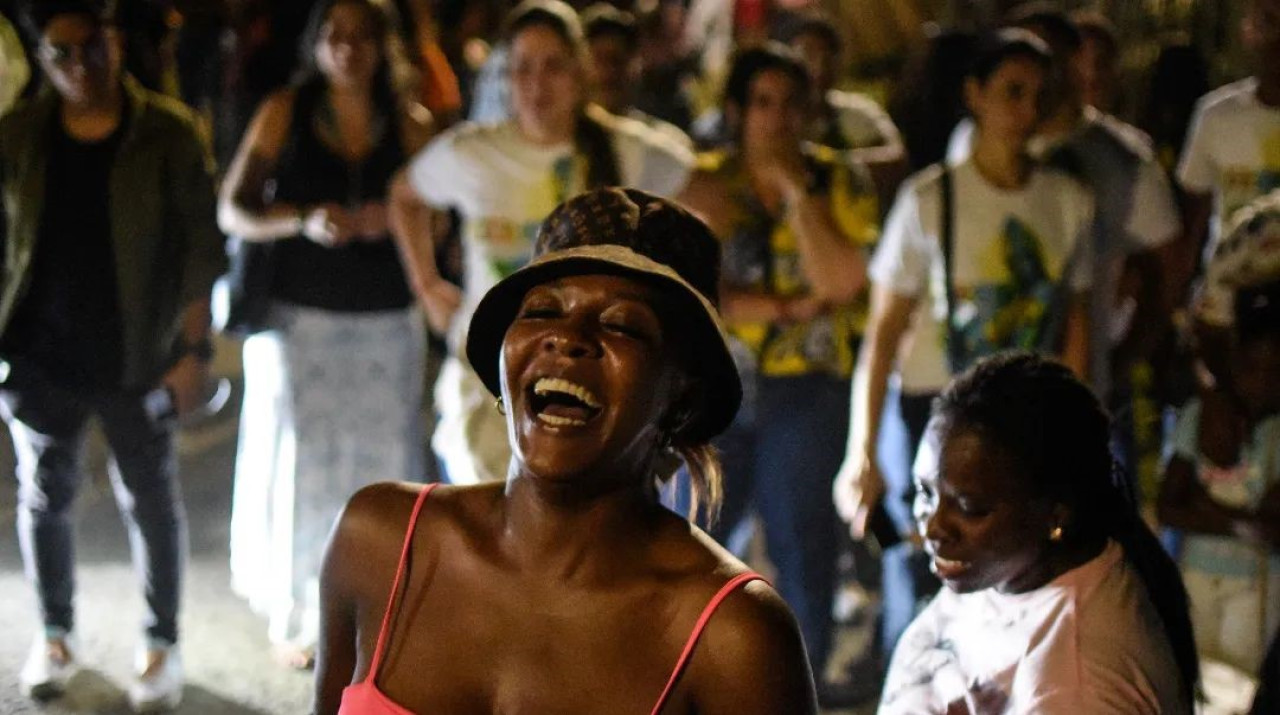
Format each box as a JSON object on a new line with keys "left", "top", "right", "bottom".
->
{"left": 2, "top": 111, "right": 127, "bottom": 388}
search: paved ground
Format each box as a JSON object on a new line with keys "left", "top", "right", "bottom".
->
{"left": 0, "top": 344, "right": 877, "bottom": 714}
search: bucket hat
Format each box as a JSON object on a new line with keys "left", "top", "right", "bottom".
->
{"left": 465, "top": 188, "right": 742, "bottom": 442}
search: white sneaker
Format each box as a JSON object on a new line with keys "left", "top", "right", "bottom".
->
{"left": 128, "top": 646, "right": 183, "bottom": 713}
{"left": 18, "top": 634, "right": 79, "bottom": 700}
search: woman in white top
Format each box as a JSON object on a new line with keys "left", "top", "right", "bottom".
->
{"left": 880, "top": 351, "right": 1196, "bottom": 714}
{"left": 835, "top": 30, "right": 1093, "bottom": 555}
{"left": 388, "top": 0, "right": 693, "bottom": 485}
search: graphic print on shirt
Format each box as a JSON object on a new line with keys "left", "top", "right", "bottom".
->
{"left": 883, "top": 634, "right": 1011, "bottom": 713}
{"left": 1220, "top": 127, "right": 1280, "bottom": 230}
{"left": 464, "top": 154, "right": 578, "bottom": 281}
{"left": 715, "top": 150, "right": 878, "bottom": 378}
{"left": 946, "top": 217, "right": 1057, "bottom": 371}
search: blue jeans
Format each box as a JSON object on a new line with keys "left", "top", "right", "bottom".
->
{"left": 878, "top": 389, "right": 940, "bottom": 658}
{"left": 0, "top": 358, "right": 187, "bottom": 644}
{"left": 704, "top": 373, "right": 850, "bottom": 672}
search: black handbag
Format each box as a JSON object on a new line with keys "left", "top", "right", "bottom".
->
{"left": 214, "top": 236, "right": 275, "bottom": 337}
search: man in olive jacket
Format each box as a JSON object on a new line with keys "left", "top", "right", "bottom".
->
{"left": 0, "top": 1, "right": 224, "bottom": 710}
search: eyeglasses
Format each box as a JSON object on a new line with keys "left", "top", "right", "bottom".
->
{"left": 38, "top": 33, "right": 109, "bottom": 69}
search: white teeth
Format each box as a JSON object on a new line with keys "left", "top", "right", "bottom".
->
{"left": 537, "top": 413, "right": 588, "bottom": 427}
{"left": 533, "top": 377, "right": 601, "bottom": 409}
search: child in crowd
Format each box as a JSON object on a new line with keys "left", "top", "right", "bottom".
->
{"left": 1159, "top": 280, "right": 1280, "bottom": 674}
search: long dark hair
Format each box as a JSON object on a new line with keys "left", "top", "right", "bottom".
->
{"left": 721, "top": 42, "right": 810, "bottom": 142}
{"left": 933, "top": 352, "right": 1198, "bottom": 704}
{"left": 293, "top": 0, "right": 404, "bottom": 117}
{"left": 505, "top": 0, "right": 621, "bottom": 189}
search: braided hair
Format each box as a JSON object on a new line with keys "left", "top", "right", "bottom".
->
{"left": 933, "top": 351, "right": 1198, "bottom": 703}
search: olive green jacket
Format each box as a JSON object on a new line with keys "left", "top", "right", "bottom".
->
{"left": 0, "top": 76, "right": 225, "bottom": 388}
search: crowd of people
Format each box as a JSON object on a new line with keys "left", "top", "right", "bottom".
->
{"left": 1, "top": 0, "right": 1278, "bottom": 712}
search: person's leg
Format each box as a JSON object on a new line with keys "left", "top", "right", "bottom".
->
{"left": 879, "top": 390, "right": 939, "bottom": 658}
{"left": 752, "top": 374, "right": 849, "bottom": 673}
{"left": 96, "top": 389, "right": 186, "bottom": 648}
{"left": 1, "top": 367, "right": 92, "bottom": 641}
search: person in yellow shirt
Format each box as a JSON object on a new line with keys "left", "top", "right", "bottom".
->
{"left": 679, "top": 42, "right": 876, "bottom": 676}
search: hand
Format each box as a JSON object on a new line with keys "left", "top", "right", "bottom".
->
{"left": 1231, "top": 515, "right": 1280, "bottom": 552}
{"left": 301, "top": 203, "right": 358, "bottom": 247}
{"left": 778, "top": 296, "right": 825, "bottom": 324}
{"left": 754, "top": 152, "right": 809, "bottom": 205}
{"left": 161, "top": 355, "right": 210, "bottom": 417}
{"left": 355, "top": 201, "right": 389, "bottom": 241}
{"left": 418, "top": 278, "right": 462, "bottom": 336}
{"left": 833, "top": 450, "right": 886, "bottom": 540}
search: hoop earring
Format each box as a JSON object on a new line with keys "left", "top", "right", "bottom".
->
{"left": 495, "top": 397, "right": 507, "bottom": 416}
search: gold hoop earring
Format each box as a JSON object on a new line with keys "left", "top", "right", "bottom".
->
{"left": 495, "top": 397, "right": 507, "bottom": 415}
{"left": 1049, "top": 525, "right": 1064, "bottom": 542}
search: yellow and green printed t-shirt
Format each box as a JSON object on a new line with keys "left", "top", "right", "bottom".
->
{"left": 706, "top": 145, "right": 878, "bottom": 379}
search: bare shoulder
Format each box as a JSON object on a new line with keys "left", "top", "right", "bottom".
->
{"left": 644, "top": 518, "right": 816, "bottom": 712}
{"left": 681, "top": 561, "right": 818, "bottom": 713}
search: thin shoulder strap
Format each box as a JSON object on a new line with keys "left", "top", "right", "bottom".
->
{"left": 649, "top": 572, "right": 766, "bottom": 715}
{"left": 366, "top": 483, "right": 440, "bottom": 683}
{"left": 939, "top": 164, "right": 964, "bottom": 373}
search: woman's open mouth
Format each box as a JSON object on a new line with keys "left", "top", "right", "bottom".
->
{"left": 929, "top": 554, "right": 972, "bottom": 581}
{"left": 529, "top": 377, "right": 603, "bottom": 427}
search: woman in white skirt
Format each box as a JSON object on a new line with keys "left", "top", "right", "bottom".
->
{"left": 216, "top": 0, "right": 432, "bottom": 667}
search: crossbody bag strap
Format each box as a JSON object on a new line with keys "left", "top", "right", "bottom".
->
{"left": 939, "top": 165, "right": 964, "bottom": 373}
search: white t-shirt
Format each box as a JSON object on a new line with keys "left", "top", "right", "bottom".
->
{"left": 822, "top": 89, "right": 903, "bottom": 152}
{"left": 869, "top": 159, "right": 1094, "bottom": 393}
{"left": 0, "top": 13, "right": 28, "bottom": 117}
{"left": 406, "top": 112, "right": 692, "bottom": 484}
{"left": 407, "top": 112, "right": 694, "bottom": 348}
{"left": 1177, "top": 78, "right": 1280, "bottom": 257}
{"left": 880, "top": 541, "right": 1189, "bottom": 715}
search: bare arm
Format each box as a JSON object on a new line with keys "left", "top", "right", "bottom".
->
{"left": 1157, "top": 455, "right": 1258, "bottom": 540}
{"left": 1172, "top": 191, "right": 1213, "bottom": 303}
{"left": 216, "top": 91, "right": 309, "bottom": 242}
{"left": 834, "top": 284, "right": 917, "bottom": 537}
{"left": 388, "top": 168, "right": 460, "bottom": 334}
{"left": 778, "top": 178, "right": 868, "bottom": 305}
{"left": 315, "top": 484, "right": 421, "bottom": 715}
{"left": 683, "top": 582, "right": 818, "bottom": 714}
{"left": 1059, "top": 293, "right": 1090, "bottom": 381}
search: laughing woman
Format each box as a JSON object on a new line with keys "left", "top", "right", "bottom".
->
{"left": 880, "top": 352, "right": 1196, "bottom": 714}
{"left": 315, "top": 189, "right": 817, "bottom": 714}
{"left": 388, "top": 0, "right": 692, "bottom": 486}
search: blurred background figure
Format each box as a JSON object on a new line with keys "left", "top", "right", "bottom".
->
{"left": 2, "top": 0, "right": 224, "bottom": 707}
{"left": 581, "top": 2, "right": 691, "bottom": 147}
{"left": 783, "top": 12, "right": 907, "bottom": 210}
{"left": 1139, "top": 40, "right": 1210, "bottom": 177}
{"left": 1159, "top": 277, "right": 1280, "bottom": 678}
{"left": 1178, "top": 0, "right": 1280, "bottom": 267}
{"left": 216, "top": 0, "right": 432, "bottom": 669}
{"left": 1070, "top": 9, "right": 1118, "bottom": 114}
{"left": 678, "top": 42, "right": 877, "bottom": 692}
{"left": 0, "top": 5, "right": 29, "bottom": 115}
